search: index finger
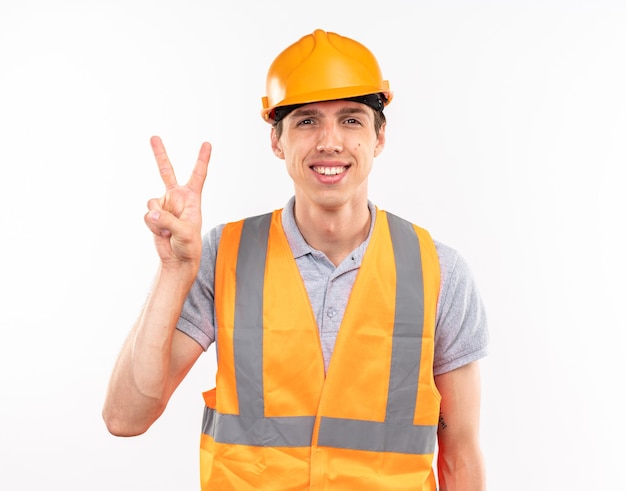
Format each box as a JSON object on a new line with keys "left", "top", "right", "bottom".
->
{"left": 150, "top": 135, "right": 178, "bottom": 190}
{"left": 186, "top": 141, "right": 212, "bottom": 194}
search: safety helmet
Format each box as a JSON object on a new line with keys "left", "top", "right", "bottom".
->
{"left": 261, "top": 29, "right": 392, "bottom": 122}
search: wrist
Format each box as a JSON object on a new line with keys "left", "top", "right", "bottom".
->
{"left": 156, "top": 260, "right": 199, "bottom": 292}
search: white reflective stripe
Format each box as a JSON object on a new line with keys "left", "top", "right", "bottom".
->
{"left": 317, "top": 417, "right": 437, "bottom": 454}
{"left": 386, "top": 213, "right": 424, "bottom": 423}
{"left": 202, "top": 407, "right": 315, "bottom": 447}
{"left": 233, "top": 213, "right": 272, "bottom": 420}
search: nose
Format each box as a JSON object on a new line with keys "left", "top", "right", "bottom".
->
{"left": 316, "top": 122, "right": 343, "bottom": 153}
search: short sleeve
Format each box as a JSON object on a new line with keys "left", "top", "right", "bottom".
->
{"left": 433, "top": 241, "right": 489, "bottom": 375}
{"left": 176, "top": 225, "right": 224, "bottom": 350}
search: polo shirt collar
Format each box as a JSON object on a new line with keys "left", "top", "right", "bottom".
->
{"left": 280, "top": 196, "right": 377, "bottom": 261}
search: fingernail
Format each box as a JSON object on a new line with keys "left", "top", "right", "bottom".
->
{"left": 149, "top": 210, "right": 160, "bottom": 222}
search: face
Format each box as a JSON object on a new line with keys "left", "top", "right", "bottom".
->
{"left": 271, "top": 99, "right": 386, "bottom": 213}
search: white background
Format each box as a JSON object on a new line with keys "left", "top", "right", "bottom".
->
{"left": 1, "top": 0, "right": 624, "bottom": 489}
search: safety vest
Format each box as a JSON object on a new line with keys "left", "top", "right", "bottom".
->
{"left": 200, "top": 208, "right": 441, "bottom": 490}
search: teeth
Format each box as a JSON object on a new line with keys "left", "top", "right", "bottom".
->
{"left": 313, "top": 166, "right": 346, "bottom": 176}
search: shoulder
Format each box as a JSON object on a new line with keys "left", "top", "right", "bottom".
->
{"left": 203, "top": 208, "right": 279, "bottom": 258}
{"left": 434, "top": 239, "right": 465, "bottom": 289}
{"left": 201, "top": 224, "right": 225, "bottom": 259}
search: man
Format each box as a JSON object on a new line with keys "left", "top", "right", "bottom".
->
{"left": 103, "top": 29, "right": 489, "bottom": 490}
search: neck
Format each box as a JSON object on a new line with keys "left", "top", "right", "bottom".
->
{"left": 293, "top": 198, "right": 372, "bottom": 267}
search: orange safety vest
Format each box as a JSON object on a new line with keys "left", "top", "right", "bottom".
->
{"left": 200, "top": 208, "right": 441, "bottom": 490}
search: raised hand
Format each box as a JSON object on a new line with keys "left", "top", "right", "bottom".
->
{"left": 144, "top": 136, "right": 211, "bottom": 270}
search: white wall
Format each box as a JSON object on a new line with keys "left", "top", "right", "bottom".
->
{"left": 1, "top": 1, "right": 624, "bottom": 489}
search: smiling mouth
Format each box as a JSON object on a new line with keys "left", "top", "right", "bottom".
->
{"left": 312, "top": 165, "right": 348, "bottom": 176}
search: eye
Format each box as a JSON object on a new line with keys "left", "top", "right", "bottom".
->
{"left": 343, "top": 117, "right": 361, "bottom": 125}
{"left": 296, "top": 118, "right": 315, "bottom": 126}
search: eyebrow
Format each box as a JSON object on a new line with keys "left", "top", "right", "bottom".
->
{"left": 289, "top": 106, "right": 370, "bottom": 119}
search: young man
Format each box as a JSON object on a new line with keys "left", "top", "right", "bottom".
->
{"left": 103, "top": 29, "right": 489, "bottom": 490}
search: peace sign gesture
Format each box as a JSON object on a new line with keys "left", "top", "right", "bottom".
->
{"left": 144, "top": 136, "right": 211, "bottom": 270}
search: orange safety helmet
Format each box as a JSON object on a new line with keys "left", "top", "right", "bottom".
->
{"left": 261, "top": 29, "right": 392, "bottom": 122}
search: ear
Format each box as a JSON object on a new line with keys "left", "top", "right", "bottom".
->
{"left": 271, "top": 127, "right": 285, "bottom": 159}
{"left": 373, "top": 123, "right": 386, "bottom": 158}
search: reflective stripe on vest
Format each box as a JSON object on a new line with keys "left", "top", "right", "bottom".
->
{"left": 202, "top": 210, "right": 437, "bottom": 455}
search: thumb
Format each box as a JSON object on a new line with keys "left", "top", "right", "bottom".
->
{"left": 144, "top": 209, "right": 174, "bottom": 237}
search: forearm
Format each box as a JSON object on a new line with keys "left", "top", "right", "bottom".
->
{"left": 437, "top": 443, "right": 486, "bottom": 491}
{"left": 435, "top": 362, "right": 486, "bottom": 491}
{"left": 103, "top": 265, "right": 196, "bottom": 436}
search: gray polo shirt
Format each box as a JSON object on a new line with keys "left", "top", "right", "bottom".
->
{"left": 177, "top": 197, "right": 488, "bottom": 375}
